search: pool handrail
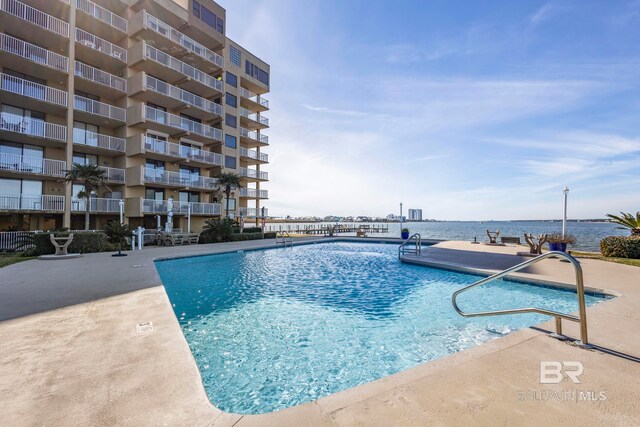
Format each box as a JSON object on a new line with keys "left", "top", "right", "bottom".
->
{"left": 398, "top": 233, "right": 421, "bottom": 257}
{"left": 275, "top": 230, "right": 292, "bottom": 247}
{"left": 451, "top": 251, "right": 590, "bottom": 346}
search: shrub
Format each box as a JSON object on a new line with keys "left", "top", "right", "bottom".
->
{"left": 600, "top": 236, "right": 640, "bottom": 259}
{"left": 229, "top": 231, "right": 277, "bottom": 242}
{"left": 242, "top": 226, "right": 263, "bottom": 233}
{"left": 27, "top": 232, "right": 110, "bottom": 256}
{"left": 547, "top": 233, "right": 576, "bottom": 244}
{"left": 202, "top": 218, "right": 235, "bottom": 243}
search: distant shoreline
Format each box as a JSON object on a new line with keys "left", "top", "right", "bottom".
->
{"left": 265, "top": 219, "right": 611, "bottom": 224}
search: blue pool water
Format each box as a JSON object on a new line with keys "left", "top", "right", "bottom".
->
{"left": 156, "top": 242, "right": 607, "bottom": 414}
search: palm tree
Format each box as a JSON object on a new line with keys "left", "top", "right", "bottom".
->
{"left": 606, "top": 211, "right": 640, "bottom": 236}
{"left": 216, "top": 172, "right": 243, "bottom": 218}
{"left": 63, "top": 163, "right": 109, "bottom": 230}
{"left": 103, "top": 220, "right": 132, "bottom": 256}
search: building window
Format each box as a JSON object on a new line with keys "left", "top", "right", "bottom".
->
{"left": 225, "top": 92, "right": 237, "bottom": 108}
{"left": 226, "top": 198, "right": 236, "bottom": 211}
{"left": 72, "top": 152, "right": 97, "bottom": 166}
{"left": 225, "top": 155, "right": 236, "bottom": 169}
{"left": 226, "top": 72, "right": 237, "bottom": 87}
{"left": 229, "top": 46, "right": 241, "bottom": 67}
{"left": 225, "top": 113, "right": 236, "bottom": 128}
{"left": 193, "top": 0, "right": 224, "bottom": 34}
{"left": 225, "top": 134, "right": 237, "bottom": 149}
{"left": 245, "top": 60, "right": 269, "bottom": 86}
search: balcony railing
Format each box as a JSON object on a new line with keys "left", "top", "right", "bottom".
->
{"left": 75, "top": 0, "right": 127, "bottom": 33}
{"left": 73, "top": 128, "right": 125, "bottom": 152}
{"left": 144, "top": 11, "right": 223, "bottom": 68}
{"left": 74, "top": 61, "right": 126, "bottom": 92}
{"left": 71, "top": 197, "right": 122, "bottom": 213}
{"left": 144, "top": 44, "right": 223, "bottom": 93}
{"left": 240, "top": 87, "right": 269, "bottom": 109}
{"left": 144, "top": 75, "right": 222, "bottom": 116}
{"left": 99, "top": 166, "right": 125, "bottom": 183}
{"left": 0, "top": 194, "right": 65, "bottom": 211}
{"left": 239, "top": 147, "right": 268, "bottom": 162}
{"left": 240, "top": 167, "right": 268, "bottom": 181}
{"left": 75, "top": 28, "right": 127, "bottom": 62}
{"left": 144, "top": 137, "right": 222, "bottom": 166}
{"left": 144, "top": 167, "right": 217, "bottom": 190}
{"left": 74, "top": 95, "right": 126, "bottom": 122}
{"left": 141, "top": 199, "right": 221, "bottom": 215}
{"left": 144, "top": 105, "right": 222, "bottom": 142}
{"left": 240, "top": 127, "right": 269, "bottom": 144}
{"left": 0, "top": 0, "right": 69, "bottom": 37}
{"left": 0, "top": 112, "right": 67, "bottom": 142}
{"left": 239, "top": 207, "right": 267, "bottom": 217}
{"left": 0, "top": 73, "right": 68, "bottom": 107}
{"left": 240, "top": 188, "right": 268, "bottom": 199}
{"left": 0, "top": 33, "right": 69, "bottom": 72}
{"left": 0, "top": 153, "right": 65, "bottom": 177}
{"left": 240, "top": 108, "right": 269, "bottom": 127}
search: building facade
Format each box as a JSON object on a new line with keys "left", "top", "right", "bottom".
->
{"left": 408, "top": 209, "right": 422, "bottom": 221}
{"left": 0, "top": 0, "right": 269, "bottom": 232}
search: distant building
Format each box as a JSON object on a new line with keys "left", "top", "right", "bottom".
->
{"left": 408, "top": 209, "right": 423, "bottom": 221}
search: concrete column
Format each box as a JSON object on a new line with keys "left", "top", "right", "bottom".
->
{"left": 63, "top": 3, "right": 77, "bottom": 229}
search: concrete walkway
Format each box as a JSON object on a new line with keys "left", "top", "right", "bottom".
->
{"left": 0, "top": 239, "right": 639, "bottom": 426}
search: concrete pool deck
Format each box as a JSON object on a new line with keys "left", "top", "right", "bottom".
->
{"left": 0, "top": 238, "right": 638, "bottom": 426}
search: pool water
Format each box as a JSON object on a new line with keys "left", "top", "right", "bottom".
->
{"left": 156, "top": 242, "right": 607, "bottom": 414}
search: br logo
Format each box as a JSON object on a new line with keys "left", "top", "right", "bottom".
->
{"left": 540, "top": 361, "right": 584, "bottom": 384}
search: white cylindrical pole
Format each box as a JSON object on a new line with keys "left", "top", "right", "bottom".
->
{"left": 187, "top": 203, "right": 191, "bottom": 234}
{"left": 562, "top": 187, "right": 569, "bottom": 238}
{"left": 118, "top": 199, "right": 124, "bottom": 224}
{"left": 400, "top": 202, "right": 403, "bottom": 236}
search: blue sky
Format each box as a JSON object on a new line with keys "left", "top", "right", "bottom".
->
{"left": 222, "top": 0, "right": 640, "bottom": 220}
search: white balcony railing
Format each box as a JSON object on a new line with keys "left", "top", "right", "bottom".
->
{"left": 74, "top": 61, "right": 126, "bottom": 92}
{"left": 0, "top": 33, "right": 69, "bottom": 72}
{"left": 144, "top": 44, "right": 223, "bottom": 93}
{"left": 240, "top": 167, "right": 268, "bottom": 181}
{"left": 71, "top": 197, "right": 122, "bottom": 213}
{"left": 144, "top": 136, "right": 182, "bottom": 158}
{"left": 0, "top": 153, "right": 65, "bottom": 177}
{"left": 189, "top": 201, "right": 221, "bottom": 215}
{"left": 239, "top": 147, "right": 268, "bottom": 162}
{"left": 240, "top": 127, "right": 269, "bottom": 144}
{"left": 144, "top": 75, "right": 222, "bottom": 116}
{"left": 141, "top": 199, "right": 221, "bottom": 215}
{"left": 0, "top": 73, "right": 68, "bottom": 107}
{"left": 0, "top": 194, "right": 65, "bottom": 211}
{"left": 74, "top": 95, "right": 126, "bottom": 122}
{"left": 144, "top": 11, "right": 223, "bottom": 68}
{"left": 0, "top": 112, "right": 67, "bottom": 142}
{"left": 144, "top": 137, "right": 222, "bottom": 166}
{"left": 240, "top": 188, "right": 268, "bottom": 199}
{"left": 240, "top": 108, "right": 269, "bottom": 127}
{"left": 143, "top": 167, "right": 217, "bottom": 190}
{"left": 240, "top": 87, "right": 269, "bottom": 109}
{"left": 99, "top": 166, "right": 125, "bottom": 183}
{"left": 0, "top": 0, "right": 69, "bottom": 37}
{"left": 239, "top": 207, "right": 268, "bottom": 218}
{"left": 144, "top": 105, "right": 222, "bottom": 142}
{"left": 75, "top": 0, "right": 127, "bottom": 33}
{"left": 73, "top": 128, "right": 125, "bottom": 152}
{"left": 75, "top": 28, "right": 127, "bottom": 62}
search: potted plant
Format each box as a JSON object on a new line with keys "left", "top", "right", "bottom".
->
{"left": 547, "top": 233, "right": 576, "bottom": 252}
{"left": 401, "top": 228, "right": 410, "bottom": 239}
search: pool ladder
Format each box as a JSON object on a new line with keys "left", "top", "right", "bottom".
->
{"left": 275, "top": 231, "right": 293, "bottom": 247}
{"left": 398, "top": 233, "right": 421, "bottom": 257}
{"left": 451, "top": 251, "right": 590, "bottom": 347}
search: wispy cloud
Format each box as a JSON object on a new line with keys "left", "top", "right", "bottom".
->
{"left": 302, "top": 104, "right": 370, "bottom": 117}
{"left": 530, "top": 2, "right": 558, "bottom": 25}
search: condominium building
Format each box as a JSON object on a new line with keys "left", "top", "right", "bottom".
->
{"left": 408, "top": 209, "right": 422, "bottom": 221}
{"left": 0, "top": 0, "right": 269, "bottom": 232}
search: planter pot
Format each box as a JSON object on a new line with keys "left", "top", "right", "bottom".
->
{"left": 548, "top": 242, "right": 567, "bottom": 252}
{"left": 401, "top": 231, "right": 410, "bottom": 239}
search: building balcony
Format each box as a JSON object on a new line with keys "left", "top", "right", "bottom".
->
{"left": 239, "top": 147, "right": 268, "bottom": 164}
{"left": 128, "top": 104, "right": 222, "bottom": 145}
{"left": 0, "top": 112, "right": 67, "bottom": 145}
{"left": 239, "top": 207, "right": 268, "bottom": 218}
{"left": 0, "top": 0, "right": 69, "bottom": 51}
{"left": 240, "top": 127, "right": 269, "bottom": 148}
{"left": 0, "top": 72, "right": 68, "bottom": 116}
{"left": 128, "top": 73, "right": 222, "bottom": 121}
{"left": 127, "top": 198, "right": 221, "bottom": 217}
{"left": 126, "top": 135, "right": 222, "bottom": 167}
{"left": 75, "top": 28, "right": 126, "bottom": 73}
{"left": 127, "top": 165, "right": 217, "bottom": 191}
{"left": 239, "top": 87, "right": 269, "bottom": 112}
{"left": 0, "top": 194, "right": 64, "bottom": 212}
{"left": 73, "top": 94, "right": 126, "bottom": 127}
{"left": 0, "top": 33, "right": 69, "bottom": 80}
{"left": 75, "top": 0, "right": 127, "bottom": 42}
{"left": 74, "top": 61, "right": 127, "bottom": 100}
{"left": 240, "top": 167, "right": 268, "bottom": 182}
{"left": 71, "top": 197, "right": 122, "bottom": 213}
{"left": 240, "top": 188, "right": 268, "bottom": 199}
{"left": 240, "top": 107, "right": 269, "bottom": 130}
{"left": 99, "top": 166, "right": 125, "bottom": 184}
{"left": 128, "top": 42, "right": 223, "bottom": 98}
{"left": 130, "top": 10, "right": 223, "bottom": 73}
{"left": 73, "top": 128, "right": 125, "bottom": 154}
{"left": 0, "top": 153, "right": 65, "bottom": 178}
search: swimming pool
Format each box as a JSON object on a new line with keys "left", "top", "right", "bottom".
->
{"left": 156, "top": 242, "right": 607, "bottom": 414}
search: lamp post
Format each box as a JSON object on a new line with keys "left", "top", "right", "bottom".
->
{"left": 118, "top": 199, "right": 124, "bottom": 224}
{"left": 562, "top": 187, "right": 569, "bottom": 238}
{"left": 399, "top": 202, "right": 403, "bottom": 236}
{"left": 187, "top": 203, "right": 191, "bottom": 234}
{"left": 261, "top": 206, "right": 266, "bottom": 238}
